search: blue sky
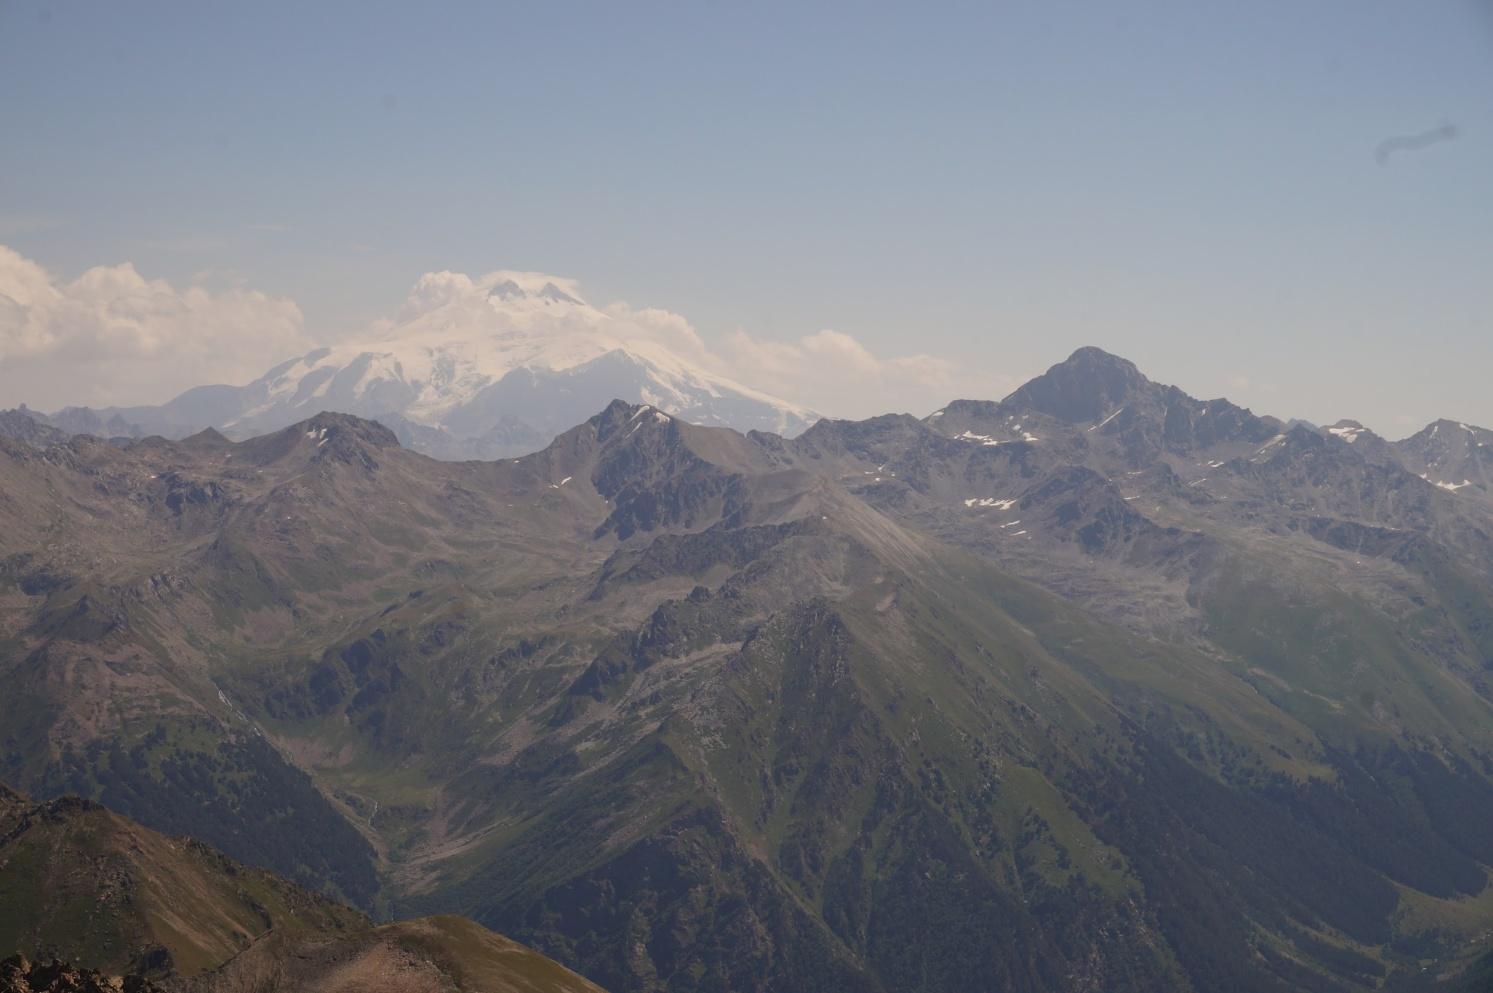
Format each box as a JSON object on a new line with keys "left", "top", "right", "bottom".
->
{"left": 1, "top": 0, "right": 1490, "bottom": 431}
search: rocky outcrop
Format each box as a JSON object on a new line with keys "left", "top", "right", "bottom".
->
{"left": 0, "top": 955, "right": 162, "bottom": 993}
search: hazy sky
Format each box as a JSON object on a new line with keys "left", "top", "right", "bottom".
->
{"left": 2, "top": 1, "right": 1490, "bottom": 434}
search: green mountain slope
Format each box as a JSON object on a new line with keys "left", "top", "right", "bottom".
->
{"left": 0, "top": 784, "right": 606, "bottom": 993}
{"left": 0, "top": 783, "right": 364, "bottom": 977}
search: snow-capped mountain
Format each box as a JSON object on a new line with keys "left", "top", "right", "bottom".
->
{"left": 46, "top": 271, "right": 819, "bottom": 458}
{"left": 1397, "top": 418, "right": 1493, "bottom": 495}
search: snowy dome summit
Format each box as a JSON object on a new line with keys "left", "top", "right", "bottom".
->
{"left": 176, "top": 270, "right": 819, "bottom": 459}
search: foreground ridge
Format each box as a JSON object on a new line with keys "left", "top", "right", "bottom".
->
{"left": 0, "top": 785, "right": 607, "bottom": 993}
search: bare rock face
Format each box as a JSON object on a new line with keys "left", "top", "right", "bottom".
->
{"left": 0, "top": 409, "right": 69, "bottom": 449}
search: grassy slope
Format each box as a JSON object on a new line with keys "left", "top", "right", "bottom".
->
{"left": 183, "top": 915, "right": 607, "bottom": 993}
{"left": 0, "top": 784, "right": 364, "bottom": 977}
{"left": 0, "top": 783, "right": 607, "bottom": 993}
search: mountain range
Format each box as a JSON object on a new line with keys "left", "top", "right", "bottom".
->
{"left": 3, "top": 347, "right": 1493, "bottom": 992}
{"left": 0, "top": 271, "right": 816, "bottom": 459}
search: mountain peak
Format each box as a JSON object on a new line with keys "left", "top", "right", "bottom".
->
{"left": 180, "top": 426, "right": 232, "bottom": 447}
{"left": 1065, "top": 345, "right": 1141, "bottom": 368}
{"left": 1002, "top": 347, "right": 1152, "bottom": 423}
{"left": 1401, "top": 418, "right": 1493, "bottom": 449}
{"left": 1426, "top": 417, "right": 1489, "bottom": 435}
{"left": 483, "top": 274, "right": 587, "bottom": 306}
{"left": 590, "top": 400, "right": 675, "bottom": 442}
{"left": 231, "top": 412, "right": 402, "bottom": 468}
{"left": 298, "top": 411, "right": 401, "bottom": 448}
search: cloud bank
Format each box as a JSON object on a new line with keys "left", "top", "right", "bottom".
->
{"left": 595, "top": 299, "right": 987, "bottom": 418}
{"left": 0, "top": 245, "right": 990, "bottom": 419}
{"left": 0, "top": 245, "right": 309, "bottom": 408}
{"left": 719, "top": 327, "right": 982, "bottom": 419}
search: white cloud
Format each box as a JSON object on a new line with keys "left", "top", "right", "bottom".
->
{"left": 388, "top": 269, "right": 987, "bottom": 418}
{"left": 0, "top": 244, "right": 308, "bottom": 408}
{"left": 601, "top": 302, "right": 711, "bottom": 363}
{"left": 598, "top": 300, "right": 993, "bottom": 419}
{"left": 719, "top": 326, "right": 994, "bottom": 418}
{"left": 0, "top": 250, "right": 994, "bottom": 420}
